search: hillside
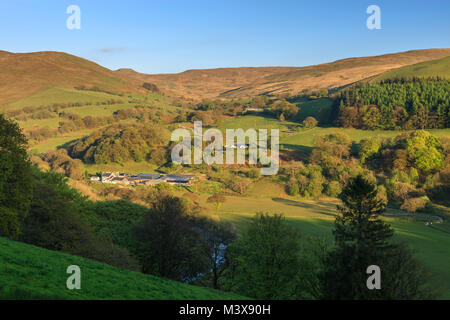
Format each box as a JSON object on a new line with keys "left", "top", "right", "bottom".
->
{"left": 0, "top": 237, "right": 243, "bottom": 300}
{"left": 373, "top": 55, "right": 450, "bottom": 81}
{"left": 116, "top": 49, "right": 450, "bottom": 100}
{"left": 1, "top": 49, "right": 449, "bottom": 109}
{"left": 0, "top": 51, "right": 145, "bottom": 110}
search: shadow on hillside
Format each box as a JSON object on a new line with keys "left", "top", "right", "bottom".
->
{"left": 280, "top": 144, "right": 312, "bottom": 154}
{"left": 271, "top": 197, "right": 336, "bottom": 217}
{"left": 57, "top": 139, "right": 79, "bottom": 151}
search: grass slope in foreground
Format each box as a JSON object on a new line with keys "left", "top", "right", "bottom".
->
{"left": 0, "top": 237, "right": 244, "bottom": 300}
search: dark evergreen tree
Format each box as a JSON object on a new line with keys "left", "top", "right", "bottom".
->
{"left": 321, "top": 175, "right": 436, "bottom": 299}
{"left": 335, "top": 78, "right": 449, "bottom": 130}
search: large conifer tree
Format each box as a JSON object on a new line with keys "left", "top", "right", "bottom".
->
{"left": 322, "top": 175, "right": 435, "bottom": 299}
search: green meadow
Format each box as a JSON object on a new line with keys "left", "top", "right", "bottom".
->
{"left": 7, "top": 87, "right": 122, "bottom": 110}
{"left": 83, "top": 161, "right": 160, "bottom": 175}
{"left": 281, "top": 127, "right": 450, "bottom": 150}
{"left": 64, "top": 104, "right": 133, "bottom": 117}
{"left": 220, "top": 112, "right": 450, "bottom": 154}
{"left": 220, "top": 114, "right": 298, "bottom": 133}
{"left": 10, "top": 95, "right": 450, "bottom": 299}
{"left": 0, "top": 237, "right": 244, "bottom": 300}
{"left": 189, "top": 193, "right": 450, "bottom": 299}
{"left": 374, "top": 56, "right": 450, "bottom": 81}
{"left": 293, "top": 97, "right": 335, "bottom": 123}
{"left": 18, "top": 117, "right": 61, "bottom": 129}
{"left": 29, "top": 129, "right": 97, "bottom": 154}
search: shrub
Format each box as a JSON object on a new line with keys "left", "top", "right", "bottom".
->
{"left": 325, "top": 181, "right": 342, "bottom": 198}
{"left": 302, "top": 116, "right": 318, "bottom": 128}
{"left": 247, "top": 168, "right": 261, "bottom": 179}
{"left": 401, "top": 197, "right": 429, "bottom": 214}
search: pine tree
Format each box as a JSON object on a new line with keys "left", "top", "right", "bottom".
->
{"left": 321, "top": 175, "right": 436, "bottom": 299}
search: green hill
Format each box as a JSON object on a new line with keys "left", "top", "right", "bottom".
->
{"left": 374, "top": 55, "right": 450, "bottom": 80}
{"left": 0, "top": 237, "right": 244, "bottom": 300}
{"left": 0, "top": 51, "right": 145, "bottom": 110}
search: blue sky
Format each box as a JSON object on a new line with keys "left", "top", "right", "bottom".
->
{"left": 1, "top": 0, "right": 449, "bottom": 73}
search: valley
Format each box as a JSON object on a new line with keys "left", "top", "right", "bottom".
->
{"left": 1, "top": 48, "right": 450, "bottom": 300}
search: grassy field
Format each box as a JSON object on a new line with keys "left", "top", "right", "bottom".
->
{"left": 220, "top": 113, "right": 450, "bottom": 155}
{"left": 281, "top": 127, "right": 450, "bottom": 148}
{"left": 220, "top": 114, "right": 298, "bottom": 132}
{"left": 188, "top": 193, "right": 450, "bottom": 299}
{"left": 64, "top": 104, "right": 133, "bottom": 117}
{"left": 26, "top": 117, "right": 144, "bottom": 154}
{"left": 29, "top": 129, "right": 97, "bottom": 154}
{"left": 12, "top": 89, "right": 177, "bottom": 155}
{"left": 84, "top": 161, "right": 160, "bottom": 175}
{"left": 0, "top": 237, "right": 244, "bottom": 300}
{"left": 18, "top": 117, "right": 61, "bottom": 129}
{"left": 7, "top": 87, "right": 123, "bottom": 110}
{"left": 374, "top": 55, "right": 450, "bottom": 81}
{"left": 292, "top": 97, "right": 335, "bottom": 124}
{"left": 13, "top": 94, "right": 450, "bottom": 299}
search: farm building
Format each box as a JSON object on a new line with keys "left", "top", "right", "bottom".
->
{"left": 162, "top": 174, "right": 195, "bottom": 185}
{"left": 110, "top": 177, "right": 130, "bottom": 185}
{"left": 90, "top": 176, "right": 100, "bottom": 182}
{"left": 95, "top": 172, "right": 196, "bottom": 186}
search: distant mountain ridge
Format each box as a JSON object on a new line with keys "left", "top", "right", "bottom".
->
{"left": 1, "top": 48, "right": 449, "bottom": 109}
{"left": 116, "top": 48, "right": 450, "bottom": 99}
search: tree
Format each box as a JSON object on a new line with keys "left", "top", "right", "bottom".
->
{"left": 196, "top": 218, "right": 237, "bottom": 289}
{"left": 361, "top": 105, "right": 382, "bottom": 130}
{"left": 286, "top": 177, "right": 300, "bottom": 196}
{"left": 149, "top": 147, "right": 169, "bottom": 166}
{"left": 414, "top": 147, "right": 444, "bottom": 174}
{"left": 22, "top": 179, "right": 95, "bottom": 253}
{"left": 359, "top": 138, "right": 381, "bottom": 164}
{"left": 229, "top": 178, "right": 250, "bottom": 195}
{"left": 42, "top": 149, "right": 84, "bottom": 180}
{"left": 314, "top": 133, "right": 352, "bottom": 147}
{"left": 22, "top": 169, "right": 139, "bottom": 270}
{"left": 0, "top": 114, "right": 33, "bottom": 238}
{"left": 207, "top": 193, "right": 227, "bottom": 211}
{"left": 412, "top": 108, "right": 429, "bottom": 129}
{"left": 318, "top": 88, "right": 328, "bottom": 97}
{"left": 271, "top": 100, "right": 299, "bottom": 120}
{"left": 337, "top": 106, "right": 359, "bottom": 128}
{"left": 223, "top": 213, "right": 307, "bottom": 299}
{"left": 392, "top": 106, "right": 408, "bottom": 128}
{"left": 321, "top": 175, "right": 435, "bottom": 299}
{"left": 401, "top": 196, "right": 429, "bottom": 216}
{"left": 250, "top": 96, "right": 267, "bottom": 108}
{"left": 247, "top": 168, "right": 261, "bottom": 179}
{"left": 335, "top": 79, "right": 450, "bottom": 130}
{"left": 325, "top": 181, "right": 342, "bottom": 197}
{"left": 134, "top": 193, "right": 209, "bottom": 282}
{"left": 306, "top": 170, "right": 325, "bottom": 198}
{"left": 302, "top": 116, "right": 318, "bottom": 129}
{"left": 406, "top": 130, "right": 444, "bottom": 173}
